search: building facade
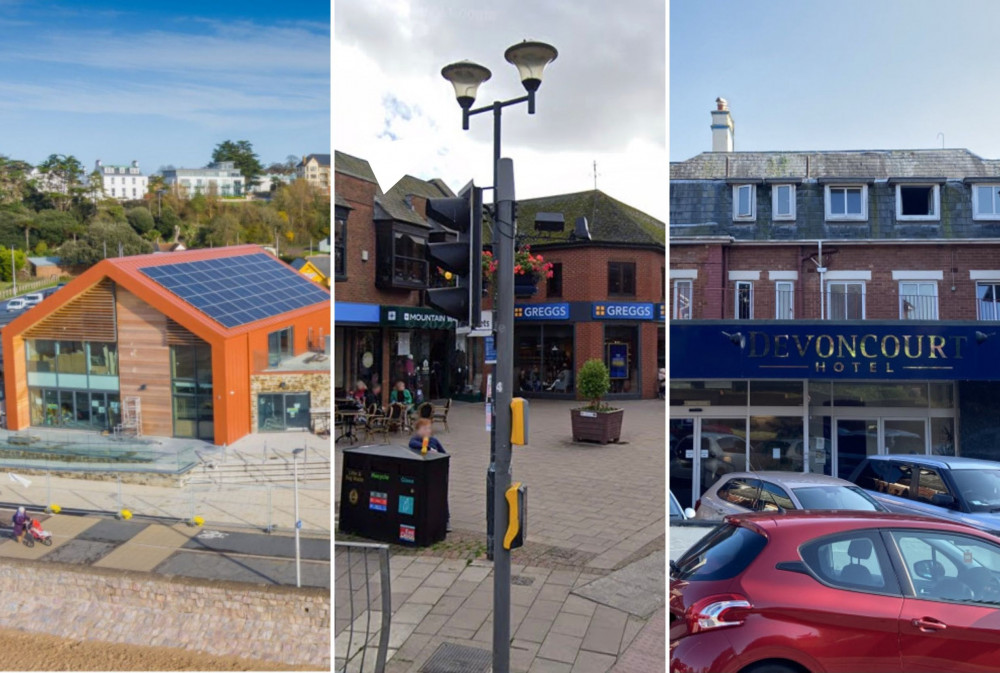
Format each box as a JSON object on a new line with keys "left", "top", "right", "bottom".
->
{"left": 2, "top": 246, "right": 330, "bottom": 446}
{"left": 334, "top": 151, "right": 462, "bottom": 404}
{"left": 95, "top": 160, "right": 148, "bottom": 201}
{"left": 496, "top": 190, "right": 666, "bottom": 401}
{"left": 162, "top": 161, "right": 244, "bottom": 198}
{"left": 299, "top": 154, "right": 331, "bottom": 192}
{"left": 670, "top": 101, "right": 1000, "bottom": 508}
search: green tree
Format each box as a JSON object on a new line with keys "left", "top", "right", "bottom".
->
{"left": 59, "top": 221, "right": 153, "bottom": 266}
{"left": 126, "top": 206, "right": 155, "bottom": 235}
{"left": 0, "top": 246, "right": 28, "bottom": 282}
{"left": 156, "top": 206, "right": 182, "bottom": 240}
{"left": 201, "top": 212, "right": 241, "bottom": 247}
{"left": 211, "top": 140, "right": 263, "bottom": 192}
{"left": 0, "top": 155, "right": 33, "bottom": 205}
{"left": 33, "top": 209, "right": 79, "bottom": 246}
{"left": 36, "top": 154, "right": 85, "bottom": 211}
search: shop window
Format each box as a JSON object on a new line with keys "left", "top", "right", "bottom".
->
{"left": 750, "top": 416, "right": 805, "bottom": 472}
{"left": 546, "top": 263, "right": 563, "bottom": 297}
{"left": 673, "top": 280, "right": 692, "bottom": 319}
{"left": 258, "top": 392, "right": 311, "bottom": 432}
{"left": 375, "top": 222, "right": 428, "bottom": 290}
{"left": 604, "top": 325, "right": 638, "bottom": 395}
{"left": 827, "top": 281, "right": 865, "bottom": 320}
{"left": 334, "top": 208, "right": 348, "bottom": 280}
{"left": 268, "top": 327, "right": 294, "bottom": 366}
{"left": 899, "top": 281, "right": 938, "bottom": 320}
{"left": 735, "top": 281, "right": 753, "bottom": 319}
{"left": 976, "top": 282, "right": 1000, "bottom": 320}
{"left": 607, "top": 262, "right": 636, "bottom": 296}
{"left": 515, "top": 324, "right": 574, "bottom": 395}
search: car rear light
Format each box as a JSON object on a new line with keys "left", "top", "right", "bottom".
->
{"left": 686, "top": 593, "right": 752, "bottom": 633}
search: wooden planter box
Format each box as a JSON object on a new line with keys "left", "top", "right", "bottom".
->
{"left": 571, "top": 407, "right": 624, "bottom": 444}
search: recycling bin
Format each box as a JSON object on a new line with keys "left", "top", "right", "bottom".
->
{"left": 339, "top": 444, "right": 449, "bottom": 547}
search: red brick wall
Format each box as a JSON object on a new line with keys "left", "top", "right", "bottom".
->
{"left": 334, "top": 171, "right": 422, "bottom": 308}
{"left": 672, "top": 241, "right": 1000, "bottom": 321}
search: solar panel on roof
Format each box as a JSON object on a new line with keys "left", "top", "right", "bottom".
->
{"left": 139, "top": 253, "right": 329, "bottom": 328}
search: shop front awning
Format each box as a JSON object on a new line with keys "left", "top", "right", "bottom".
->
{"left": 671, "top": 321, "right": 1000, "bottom": 381}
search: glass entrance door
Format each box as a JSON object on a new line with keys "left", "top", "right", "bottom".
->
{"left": 835, "top": 418, "right": 879, "bottom": 480}
{"left": 670, "top": 416, "right": 749, "bottom": 509}
{"left": 670, "top": 418, "right": 697, "bottom": 510}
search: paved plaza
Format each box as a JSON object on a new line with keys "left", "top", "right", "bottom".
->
{"left": 334, "top": 398, "right": 666, "bottom": 672}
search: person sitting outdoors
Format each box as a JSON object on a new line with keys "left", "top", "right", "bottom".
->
{"left": 390, "top": 381, "right": 414, "bottom": 410}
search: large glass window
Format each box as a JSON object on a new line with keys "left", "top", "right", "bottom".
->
{"left": 268, "top": 327, "right": 294, "bottom": 366}
{"left": 670, "top": 380, "right": 748, "bottom": 407}
{"left": 750, "top": 416, "right": 805, "bottom": 472}
{"left": 28, "top": 389, "right": 120, "bottom": 431}
{"left": 514, "top": 324, "right": 574, "bottom": 395}
{"left": 26, "top": 340, "right": 118, "bottom": 391}
{"left": 171, "top": 345, "right": 213, "bottom": 440}
{"left": 827, "top": 281, "right": 865, "bottom": 319}
{"left": 976, "top": 282, "right": 1000, "bottom": 320}
{"left": 258, "top": 392, "right": 311, "bottom": 432}
{"left": 900, "top": 281, "right": 938, "bottom": 320}
{"left": 393, "top": 232, "right": 427, "bottom": 286}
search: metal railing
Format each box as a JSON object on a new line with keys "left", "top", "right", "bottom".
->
{"left": 0, "top": 278, "right": 59, "bottom": 300}
{"left": 335, "top": 542, "right": 391, "bottom": 673}
{"left": 899, "top": 294, "right": 939, "bottom": 320}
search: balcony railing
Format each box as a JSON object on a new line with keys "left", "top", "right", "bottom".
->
{"left": 899, "top": 294, "right": 939, "bottom": 320}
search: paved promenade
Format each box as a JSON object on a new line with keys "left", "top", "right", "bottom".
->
{"left": 335, "top": 398, "right": 666, "bottom": 672}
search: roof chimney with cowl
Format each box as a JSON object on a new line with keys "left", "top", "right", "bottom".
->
{"left": 711, "top": 97, "right": 734, "bottom": 152}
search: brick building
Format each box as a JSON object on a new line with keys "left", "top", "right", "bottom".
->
{"left": 334, "top": 151, "right": 667, "bottom": 403}
{"left": 670, "top": 100, "right": 1000, "bottom": 507}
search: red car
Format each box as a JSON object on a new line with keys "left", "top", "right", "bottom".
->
{"left": 670, "top": 511, "right": 1000, "bottom": 673}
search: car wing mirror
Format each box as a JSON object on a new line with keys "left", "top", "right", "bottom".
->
{"left": 931, "top": 493, "right": 956, "bottom": 508}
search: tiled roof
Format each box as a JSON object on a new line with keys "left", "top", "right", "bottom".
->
{"left": 374, "top": 193, "right": 428, "bottom": 228}
{"left": 671, "top": 149, "right": 1000, "bottom": 180}
{"left": 334, "top": 150, "right": 379, "bottom": 184}
{"left": 306, "top": 255, "right": 331, "bottom": 277}
{"left": 303, "top": 153, "right": 331, "bottom": 167}
{"left": 510, "top": 190, "right": 665, "bottom": 248}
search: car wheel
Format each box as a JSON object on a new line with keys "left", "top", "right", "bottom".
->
{"left": 743, "top": 662, "right": 805, "bottom": 673}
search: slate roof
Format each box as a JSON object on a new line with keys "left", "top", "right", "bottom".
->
{"left": 387, "top": 175, "right": 455, "bottom": 200}
{"left": 306, "top": 255, "right": 331, "bottom": 277}
{"left": 671, "top": 149, "right": 1000, "bottom": 181}
{"left": 302, "top": 153, "right": 331, "bottom": 167}
{"left": 334, "top": 192, "right": 352, "bottom": 209}
{"left": 374, "top": 175, "right": 456, "bottom": 229}
{"left": 510, "top": 190, "right": 665, "bottom": 248}
{"left": 334, "top": 150, "right": 379, "bottom": 184}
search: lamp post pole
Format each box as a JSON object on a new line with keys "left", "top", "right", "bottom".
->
{"left": 292, "top": 447, "right": 303, "bottom": 588}
{"left": 441, "top": 40, "right": 557, "bottom": 673}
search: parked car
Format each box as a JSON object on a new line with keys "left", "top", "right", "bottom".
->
{"left": 21, "top": 292, "right": 43, "bottom": 307}
{"left": 670, "top": 511, "right": 1000, "bottom": 673}
{"left": 5, "top": 298, "right": 25, "bottom": 312}
{"left": 41, "top": 286, "right": 60, "bottom": 297}
{"left": 849, "top": 455, "right": 1000, "bottom": 534}
{"left": 694, "top": 471, "right": 886, "bottom": 521}
{"left": 670, "top": 490, "right": 695, "bottom": 522}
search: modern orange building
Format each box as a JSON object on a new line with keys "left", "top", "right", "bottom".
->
{"left": 2, "top": 245, "right": 331, "bottom": 446}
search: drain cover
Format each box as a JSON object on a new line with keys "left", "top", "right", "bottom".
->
{"left": 511, "top": 575, "right": 535, "bottom": 586}
{"left": 420, "top": 642, "right": 491, "bottom": 673}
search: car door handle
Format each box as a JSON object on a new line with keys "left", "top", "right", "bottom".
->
{"left": 912, "top": 617, "right": 947, "bottom": 632}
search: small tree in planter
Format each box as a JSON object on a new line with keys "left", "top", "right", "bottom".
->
{"left": 571, "top": 358, "right": 625, "bottom": 444}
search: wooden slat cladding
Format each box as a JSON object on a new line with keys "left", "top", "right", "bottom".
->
{"left": 24, "top": 279, "right": 116, "bottom": 342}
{"left": 166, "top": 318, "right": 207, "bottom": 346}
{"left": 116, "top": 288, "right": 173, "bottom": 437}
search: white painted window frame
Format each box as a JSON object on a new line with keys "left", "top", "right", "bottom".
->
{"left": 975, "top": 280, "right": 1000, "bottom": 321}
{"left": 735, "top": 280, "right": 754, "bottom": 319}
{"left": 972, "top": 183, "right": 1000, "bottom": 221}
{"left": 673, "top": 279, "right": 693, "bottom": 320}
{"left": 897, "top": 280, "right": 939, "bottom": 320}
{"left": 826, "top": 280, "right": 867, "bottom": 320}
{"left": 772, "top": 184, "right": 796, "bottom": 221}
{"left": 824, "top": 184, "right": 868, "bottom": 221}
{"left": 775, "top": 280, "right": 795, "bottom": 319}
{"left": 895, "top": 184, "right": 940, "bottom": 221}
{"left": 732, "top": 184, "right": 756, "bottom": 221}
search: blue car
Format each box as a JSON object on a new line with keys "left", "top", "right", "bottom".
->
{"left": 849, "top": 455, "right": 1000, "bottom": 534}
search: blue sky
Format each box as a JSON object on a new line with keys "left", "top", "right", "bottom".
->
{"left": 0, "top": 0, "right": 329, "bottom": 173}
{"left": 671, "top": 0, "right": 1000, "bottom": 161}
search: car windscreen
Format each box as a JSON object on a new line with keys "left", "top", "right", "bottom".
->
{"left": 949, "top": 469, "right": 1000, "bottom": 512}
{"left": 671, "top": 523, "right": 767, "bottom": 581}
{"left": 792, "top": 485, "right": 883, "bottom": 511}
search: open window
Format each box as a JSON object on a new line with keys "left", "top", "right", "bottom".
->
{"left": 896, "top": 184, "right": 940, "bottom": 221}
{"left": 732, "top": 184, "right": 756, "bottom": 221}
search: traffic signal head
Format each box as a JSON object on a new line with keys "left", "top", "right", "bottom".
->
{"left": 424, "top": 183, "right": 483, "bottom": 325}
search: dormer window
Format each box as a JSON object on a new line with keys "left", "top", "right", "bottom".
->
{"left": 772, "top": 184, "right": 796, "bottom": 221}
{"left": 825, "top": 185, "right": 868, "bottom": 221}
{"left": 973, "top": 184, "right": 1000, "bottom": 221}
{"left": 895, "top": 184, "right": 940, "bottom": 221}
{"left": 732, "top": 184, "right": 756, "bottom": 221}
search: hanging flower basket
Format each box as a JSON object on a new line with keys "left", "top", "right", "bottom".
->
{"left": 479, "top": 246, "right": 554, "bottom": 295}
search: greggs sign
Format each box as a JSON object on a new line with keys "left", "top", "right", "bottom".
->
{"left": 670, "top": 323, "right": 997, "bottom": 381}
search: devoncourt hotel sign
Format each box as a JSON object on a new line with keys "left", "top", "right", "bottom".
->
{"left": 671, "top": 322, "right": 999, "bottom": 381}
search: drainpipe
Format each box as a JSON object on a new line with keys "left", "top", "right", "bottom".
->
{"left": 720, "top": 242, "right": 730, "bottom": 319}
{"left": 817, "top": 240, "right": 826, "bottom": 320}
{"left": 797, "top": 245, "right": 806, "bottom": 319}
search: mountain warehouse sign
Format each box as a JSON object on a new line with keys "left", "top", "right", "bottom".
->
{"left": 671, "top": 323, "right": 997, "bottom": 381}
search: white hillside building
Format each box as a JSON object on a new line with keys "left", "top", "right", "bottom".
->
{"left": 96, "top": 160, "right": 148, "bottom": 200}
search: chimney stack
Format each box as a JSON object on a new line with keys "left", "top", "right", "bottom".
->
{"left": 711, "top": 97, "right": 734, "bottom": 152}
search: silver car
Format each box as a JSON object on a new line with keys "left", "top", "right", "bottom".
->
{"left": 694, "top": 471, "right": 886, "bottom": 521}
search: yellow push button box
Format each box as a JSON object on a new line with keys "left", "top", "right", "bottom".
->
{"left": 503, "top": 482, "right": 526, "bottom": 550}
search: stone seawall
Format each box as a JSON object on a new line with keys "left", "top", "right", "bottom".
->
{"left": 0, "top": 559, "right": 330, "bottom": 668}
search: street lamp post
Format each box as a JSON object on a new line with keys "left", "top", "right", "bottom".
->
{"left": 292, "top": 447, "right": 304, "bottom": 588}
{"left": 442, "top": 40, "right": 557, "bottom": 673}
